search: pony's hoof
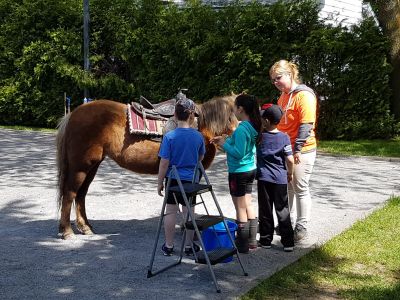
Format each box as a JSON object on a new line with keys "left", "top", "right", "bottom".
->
{"left": 82, "top": 228, "right": 94, "bottom": 235}
{"left": 58, "top": 225, "right": 75, "bottom": 240}
{"left": 62, "top": 232, "right": 76, "bottom": 240}
{"left": 77, "top": 224, "right": 94, "bottom": 235}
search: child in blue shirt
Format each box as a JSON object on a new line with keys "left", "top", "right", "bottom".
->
{"left": 257, "top": 104, "right": 295, "bottom": 251}
{"left": 157, "top": 98, "right": 205, "bottom": 256}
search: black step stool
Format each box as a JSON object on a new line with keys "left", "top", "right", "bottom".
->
{"left": 147, "top": 163, "right": 248, "bottom": 292}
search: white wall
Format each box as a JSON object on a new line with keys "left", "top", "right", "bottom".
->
{"left": 319, "top": 0, "right": 363, "bottom": 27}
{"left": 166, "top": 0, "right": 364, "bottom": 27}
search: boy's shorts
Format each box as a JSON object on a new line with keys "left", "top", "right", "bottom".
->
{"left": 165, "top": 178, "right": 197, "bottom": 206}
{"left": 228, "top": 170, "right": 256, "bottom": 197}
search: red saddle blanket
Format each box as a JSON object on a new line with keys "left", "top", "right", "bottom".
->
{"left": 127, "top": 104, "right": 167, "bottom": 136}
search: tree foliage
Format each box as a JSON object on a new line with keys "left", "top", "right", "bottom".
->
{"left": 364, "top": 0, "right": 400, "bottom": 119}
{"left": 0, "top": 0, "right": 397, "bottom": 139}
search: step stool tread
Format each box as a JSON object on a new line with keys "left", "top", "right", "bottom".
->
{"left": 196, "top": 248, "right": 237, "bottom": 265}
{"left": 185, "top": 215, "right": 224, "bottom": 230}
{"left": 169, "top": 183, "right": 212, "bottom": 196}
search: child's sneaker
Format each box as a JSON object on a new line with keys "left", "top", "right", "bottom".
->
{"left": 161, "top": 243, "right": 174, "bottom": 256}
{"left": 283, "top": 246, "right": 294, "bottom": 252}
{"left": 249, "top": 244, "right": 258, "bottom": 250}
{"left": 184, "top": 243, "right": 200, "bottom": 256}
{"left": 258, "top": 239, "right": 271, "bottom": 249}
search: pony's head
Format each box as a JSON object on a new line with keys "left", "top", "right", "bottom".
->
{"left": 197, "top": 94, "right": 238, "bottom": 140}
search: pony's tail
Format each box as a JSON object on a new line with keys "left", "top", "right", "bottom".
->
{"left": 56, "top": 114, "right": 71, "bottom": 211}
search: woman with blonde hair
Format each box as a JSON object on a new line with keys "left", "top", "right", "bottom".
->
{"left": 269, "top": 59, "right": 317, "bottom": 242}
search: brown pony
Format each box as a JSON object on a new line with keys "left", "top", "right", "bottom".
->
{"left": 56, "top": 96, "right": 237, "bottom": 239}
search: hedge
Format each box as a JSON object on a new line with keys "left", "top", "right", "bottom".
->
{"left": 0, "top": 0, "right": 397, "bottom": 139}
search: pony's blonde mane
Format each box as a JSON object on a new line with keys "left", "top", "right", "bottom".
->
{"left": 56, "top": 114, "right": 71, "bottom": 210}
{"left": 210, "top": 93, "right": 237, "bottom": 103}
{"left": 198, "top": 94, "right": 238, "bottom": 136}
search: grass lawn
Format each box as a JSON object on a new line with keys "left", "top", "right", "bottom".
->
{"left": 318, "top": 139, "right": 400, "bottom": 158}
{"left": 242, "top": 197, "right": 400, "bottom": 300}
{"left": 0, "top": 125, "right": 56, "bottom": 132}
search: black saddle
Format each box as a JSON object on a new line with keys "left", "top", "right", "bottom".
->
{"left": 130, "top": 96, "right": 176, "bottom": 120}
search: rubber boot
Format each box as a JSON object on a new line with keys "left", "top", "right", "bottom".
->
{"left": 248, "top": 218, "right": 258, "bottom": 250}
{"left": 235, "top": 221, "right": 249, "bottom": 254}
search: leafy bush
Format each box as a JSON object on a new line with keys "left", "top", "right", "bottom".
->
{"left": 0, "top": 0, "right": 397, "bottom": 138}
{"left": 304, "top": 18, "right": 395, "bottom": 139}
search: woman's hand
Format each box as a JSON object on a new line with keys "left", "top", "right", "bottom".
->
{"left": 210, "top": 134, "right": 228, "bottom": 147}
{"left": 287, "top": 173, "right": 293, "bottom": 183}
{"left": 294, "top": 152, "right": 301, "bottom": 164}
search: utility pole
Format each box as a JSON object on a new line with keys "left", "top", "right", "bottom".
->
{"left": 83, "top": 0, "right": 90, "bottom": 99}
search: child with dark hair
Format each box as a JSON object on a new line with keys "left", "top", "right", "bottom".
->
{"left": 157, "top": 98, "right": 205, "bottom": 256}
{"left": 257, "top": 103, "right": 294, "bottom": 251}
{"left": 211, "top": 94, "right": 262, "bottom": 253}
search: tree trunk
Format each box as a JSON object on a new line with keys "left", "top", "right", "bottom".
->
{"left": 368, "top": 0, "right": 400, "bottom": 119}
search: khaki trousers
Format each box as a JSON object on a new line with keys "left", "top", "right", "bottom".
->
{"left": 288, "top": 151, "right": 316, "bottom": 229}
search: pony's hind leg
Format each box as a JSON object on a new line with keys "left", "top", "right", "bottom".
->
{"left": 59, "top": 171, "right": 87, "bottom": 239}
{"left": 75, "top": 161, "right": 102, "bottom": 235}
{"left": 59, "top": 191, "right": 76, "bottom": 239}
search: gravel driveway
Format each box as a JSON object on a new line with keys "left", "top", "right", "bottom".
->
{"left": 1, "top": 128, "right": 399, "bottom": 299}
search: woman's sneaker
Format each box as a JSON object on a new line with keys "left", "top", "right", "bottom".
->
{"left": 184, "top": 243, "right": 200, "bottom": 256}
{"left": 161, "top": 243, "right": 174, "bottom": 256}
{"left": 294, "top": 224, "right": 308, "bottom": 242}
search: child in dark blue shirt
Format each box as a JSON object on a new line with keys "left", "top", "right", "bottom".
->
{"left": 257, "top": 104, "right": 295, "bottom": 251}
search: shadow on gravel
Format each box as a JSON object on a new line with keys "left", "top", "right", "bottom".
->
{"left": 1, "top": 129, "right": 399, "bottom": 299}
{"left": 0, "top": 130, "right": 56, "bottom": 189}
{"left": 311, "top": 155, "right": 394, "bottom": 211}
{"left": 0, "top": 199, "right": 252, "bottom": 299}
{"left": 1, "top": 129, "right": 394, "bottom": 212}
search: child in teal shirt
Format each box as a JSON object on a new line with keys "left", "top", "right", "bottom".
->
{"left": 211, "top": 94, "right": 262, "bottom": 253}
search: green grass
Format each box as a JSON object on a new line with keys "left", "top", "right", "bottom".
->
{"left": 242, "top": 197, "right": 400, "bottom": 300}
{"left": 318, "top": 138, "right": 400, "bottom": 158}
{"left": 0, "top": 125, "right": 56, "bottom": 132}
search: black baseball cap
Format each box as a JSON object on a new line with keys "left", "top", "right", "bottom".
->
{"left": 260, "top": 103, "right": 283, "bottom": 125}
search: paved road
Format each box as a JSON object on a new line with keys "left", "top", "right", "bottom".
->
{"left": 1, "top": 128, "right": 399, "bottom": 299}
